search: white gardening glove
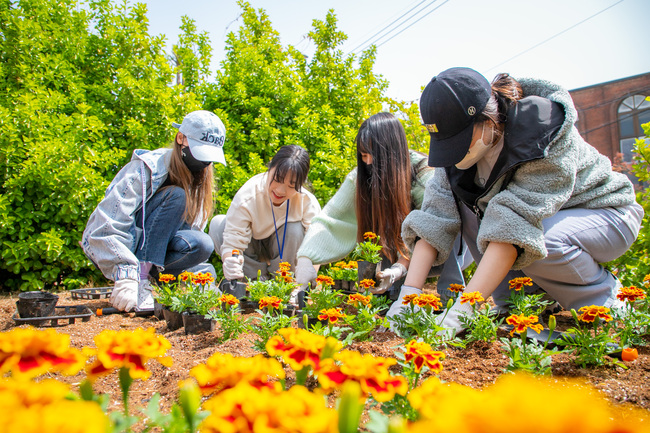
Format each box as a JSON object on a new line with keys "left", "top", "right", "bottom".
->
{"left": 373, "top": 263, "right": 407, "bottom": 294}
{"left": 223, "top": 255, "right": 245, "bottom": 280}
{"left": 111, "top": 279, "right": 138, "bottom": 312}
{"left": 136, "top": 279, "right": 154, "bottom": 312}
{"left": 291, "top": 257, "right": 317, "bottom": 307}
{"left": 386, "top": 285, "right": 422, "bottom": 322}
{"left": 436, "top": 298, "right": 475, "bottom": 338}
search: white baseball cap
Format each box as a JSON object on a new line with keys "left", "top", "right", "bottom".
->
{"left": 172, "top": 110, "right": 227, "bottom": 166}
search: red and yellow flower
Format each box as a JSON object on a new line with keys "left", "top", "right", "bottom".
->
{"left": 447, "top": 284, "right": 465, "bottom": 293}
{"left": 316, "top": 275, "right": 335, "bottom": 287}
{"left": 642, "top": 274, "right": 649, "bottom": 287}
{"left": 258, "top": 296, "right": 282, "bottom": 310}
{"left": 346, "top": 261, "right": 358, "bottom": 269}
{"left": 178, "top": 271, "right": 193, "bottom": 282}
{"left": 404, "top": 340, "right": 445, "bottom": 374}
{"left": 191, "top": 272, "right": 215, "bottom": 286}
{"left": 402, "top": 293, "right": 419, "bottom": 305}
{"left": 266, "top": 328, "right": 342, "bottom": 372}
{"left": 414, "top": 294, "right": 442, "bottom": 310}
{"left": 318, "top": 308, "right": 346, "bottom": 324}
{"left": 158, "top": 274, "right": 176, "bottom": 284}
{"left": 275, "top": 267, "right": 294, "bottom": 283}
{"left": 347, "top": 293, "right": 372, "bottom": 308}
{"left": 278, "top": 261, "right": 291, "bottom": 272}
{"left": 358, "top": 279, "right": 376, "bottom": 290}
{"left": 0, "top": 328, "right": 85, "bottom": 379}
{"left": 219, "top": 294, "right": 240, "bottom": 306}
{"left": 616, "top": 286, "right": 646, "bottom": 303}
{"left": 577, "top": 305, "right": 612, "bottom": 323}
{"left": 363, "top": 232, "right": 378, "bottom": 241}
{"left": 85, "top": 327, "right": 172, "bottom": 381}
{"left": 509, "top": 277, "right": 533, "bottom": 291}
{"left": 460, "top": 291, "right": 484, "bottom": 305}
{"left": 506, "top": 314, "right": 544, "bottom": 337}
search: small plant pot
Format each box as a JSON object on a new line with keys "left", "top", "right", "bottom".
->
{"left": 222, "top": 280, "right": 248, "bottom": 299}
{"left": 333, "top": 280, "right": 355, "bottom": 292}
{"left": 182, "top": 312, "right": 213, "bottom": 335}
{"left": 162, "top": 306, "right": 184, "bottom": 331}
{"left": 16, "top": 291, "right": 59, "bottom": 320}
{"left": 153, "top": 300, "right": 165, "bottom": 320}
{"left": 238, "top": 300, "right": 258, "bottom": 314}
{"left": 357, "top": 261, "right": 379, "bottom": 285}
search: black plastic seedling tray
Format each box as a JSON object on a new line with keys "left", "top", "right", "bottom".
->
{"left": 13, "top": 305, "right": 93, "bottom": 327}
{"left": 70, "top": 287, "right": 112, "bottom": 300}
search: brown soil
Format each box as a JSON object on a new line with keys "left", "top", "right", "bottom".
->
{"left": 2, "top": 288, "right": 649, "bottom": 418}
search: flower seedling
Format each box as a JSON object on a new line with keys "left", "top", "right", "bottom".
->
{"left": 500, "top": 314, "right": 556, "bottom": 375}
{"left": 458, "top": 292, "right": 503, "bottom": 344}
{"left": 326, "top": 260, "right": 358, "bottom": 282}
{"left": 343, "top": 293, "right": 389, "bottom": 342}
{"left": 207, "top": 294, "right": 252, "bottom": 343}
{"left": 389, "top": 293, "right": 452, "bottom": 346}
{"left": 504, "top": 277, "right": 554, "bottom": 316}
{"left": 612, "top": 285, "right": 650, "bottom": 348}
{"left": 352, "top": 232, "right": 383, "bottom": 264}
{"left": 247, "top": 262, "right": 298, "bottom": 305}
{"left": 250, "top": 296, "right": 295, "bottom": 353}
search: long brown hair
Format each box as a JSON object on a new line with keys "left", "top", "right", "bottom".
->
{"left": 166, "top": 132, "right": 214, "bottom": 227}
{"left": 355, "top": 112, "right": 412, "bottom": 263}
{"left": 479, "top": 73, "right": 524, "bottom": 124}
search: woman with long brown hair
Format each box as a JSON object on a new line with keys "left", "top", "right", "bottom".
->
{"left": 82, "top": 111, "right": 226, "bottom": 312}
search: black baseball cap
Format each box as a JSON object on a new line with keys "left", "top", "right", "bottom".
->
{"left": 420, "top": 67, "right": 492, "bottom": 167}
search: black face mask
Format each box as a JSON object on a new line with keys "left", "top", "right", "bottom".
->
{"left": 182, "top": 146, "right": 211, "bottom": 173}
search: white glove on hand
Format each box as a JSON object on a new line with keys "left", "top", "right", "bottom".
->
{"left": 223, "top": 255, "right": 245, "bottom": 280}
{"left": 136, "top": 279, "right": 154, "bottom": 312}
{"left": 373, "top": 263, "right": 407, "bottom": 294}
{"left": 294, "top": 257, "right": 317, "bottom": 286}
{"left": 111, "top": 279, "right": 138, "bottom": 312}
{"left": 437, "top": 298, "right": 475, "bottom": 338}
{"left": 386, "top": 285, "right": 422, "bottom": 321}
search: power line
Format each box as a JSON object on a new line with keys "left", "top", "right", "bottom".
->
{"left": 372, "top": 0, "right": 449, "bottom": 50}
{"left": 484, "top": 0, "right": 624, "bottom": 74}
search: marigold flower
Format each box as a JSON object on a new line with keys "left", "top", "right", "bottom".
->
{"left": 0, "top": 398, "right": 109, "bottom": 433}
{"left": 259, "top": 296, "right": 282, "bottom": 310}
{"left": 318, "top": 308, "right": 346, "bottom": 324}
{"left": 506, "top": 314, "right": 544, "bottom": 337}
{"left": 178, "top": 271, "right": 193, "bottom": 282}
{"left": 642, "top": 274, "right": 650, "bottom": 286}
{"left": 616, "top": 285, "right": 646, "bottom": 303}
{"left": 190, "top": 352, "right": 285, "bottom": 395}
{"left": 447, "top": 283, "right": 465, "bottom": 293}
{"left": 413, "top": 294, "right": 442, "bottom": 311}
{"left": 278, "top": 261, "right": 292, "bottom": 271}
{"left": 275, "top": 268, "right": 295, "bottom": 283}
{"left": 577, "top": 305, "right": 612, "bottom": 323}
{"left": 192, "top": 272, "right": 215, "bottom": 286}
{"left": 402, "top": 293, "right": 419, "bottom": 305}
{"left": 0, "top": 377, "right": 71, "bottom": 406}
{"left": 200, "top": 383, "right": 338, "bottom": 433}
{"left": 317, "top": 350, "right": 408, "bottom": 402}
{"left": 346, "top": 261, "right": 358, "bottom": 269}
{"left": 219, "top": 294, "right": 240, "bottom": 306}
{"left": 358, "top": 279, "right": 376, "bottom": 290}
{"left": 158, "top": 274, "right": 176, "bottom": 284}
{"left": 347, "top": 293, "right": 372, "bottom": 308}
{"left": 363, "top": 232, "right": 378, "bottom": 241}
{"left": 334, "top": 261, "right": 347, "bottom": 268}
{"left": 85, "top": 327, "right": 172, "bottom": 381}
{"left": 316, "top": 275, "right": 335, "bottom": 287}
{"left": 509, "top": 277, "right": 533, "bottom": 291}
{"left": 460, "top": 291, "right": 484, "bottom": 305}
{"left": 266, "top": 328, "right": 342, "bottom": 372}
{"left": 404, "top": 340, "right": 445, "bottom": 374}
{"left": 0, "top": 328, "right": 86, "bottom": 379}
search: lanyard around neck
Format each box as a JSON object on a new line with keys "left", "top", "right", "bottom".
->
{"left": 270, "top": 199, "right": 289, "bottom": 260}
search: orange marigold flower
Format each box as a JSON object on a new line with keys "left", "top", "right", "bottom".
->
{"left": 347, "top": 293, "right": 372, "bottom": 308}
{"left": 316, "top": 275, "right": 335, "bottom": 287}
{"left": 266, "top": 328, "right": 342, "bottom": 371}
{"left": 334, "top": 261, "right": 347, "bottom": 268}
{"left": 158, "top": 274, "right": 176, "bottom": 284}
{"left": 359, "top": 279, "right": 376, "bottom": 289}
{"left": 346, "top": 261, "right": 358, "bottom": 269}
{"left": 506, "top": 314, "right": 544, "bottom": 337}
{"left": 447, "top": 283, "right": 465, "bottom": 293}
{"left": 219, "top": 294, "right": 240, "bottom": 306}
{"left": 643, "top": 274, "right": 650, "bottom": 286}
{"left": 0, "top": 328, "right": 86, "bottom": 379}
{"left": 259, "top": 296, "right": 282, "bottom": 310}
{"left": 363, "top": 232, "right": 378, "bottom": 241}
{"left": 577, "top": 305, "right": 612, "bottom": 323}
{"left": 179, "top": 271, "right": 193, "bottom": 282}
{"left": 192, "top": 272, "right": 215, "bottom": 286}
{"left": 414, "top": 294, "right": 442, "bottom": 310}
{"left": 404, "top": 340, "right": 445, "bottom": 374}
{"left": 402, "top": 293, "right": 419, "bottom": 305}
{"left": 85, "top": 328, "right": 172, "bottom": 381}
{"left": 318, "top": 308, "right": 346, "bottom": 324}
{"left": 278, "top": 261, "right": 291, "bottom": 271}
{"left": 616, "top": 286, "right": 646, "bottom": 303}
{"left": 460, "top": 291, "right": 484, "bottom": 305}
{"left": 509, "top": 277, "right": 534, "bottom": 291}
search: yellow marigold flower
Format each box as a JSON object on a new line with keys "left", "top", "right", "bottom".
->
{"left": 259, "top": 296, "right": 282, "bottom": 310}
{"left": 447, "top": 283, "right": 465, "bottom": 293}
{"left": 334, "top": 261, "right": 347, "bottom": 268}
{"left": 85, "top": 327, "right": 172, "bottom": 381}
{"left": 347, "top": 293, "right": 372, "bottom": 308}
{"left": 509, "top": 277, "right": 533, "bottom": 291}
{"left": 266, "top": 328, "right": 342, "bottom": 372}
{"left": 316, "top": 275, "right": 335, "bottom": 287}
{"left": 0, "top": 377, "right": 70, "bottom": 407}
{"left": 318, "top": 308, "right": 346, "bottom": 324}
{"left": 158, "top": 274, "right": 176, "bottom": 284}
{"left": 402, "top": 293, "right": 419, "bottom": 305}
{"left": 414, "top": 294, "right": 442, "bottom": 310}
{"left": 404, "top": 340, "right": 445, "bottom": 374}
{"left": 200, "top": 383, "right": 338, "bottom": 433}
{"left": 0, "top": 398, "right": 109, "bottom": 433}
{"left": 317, "top": 350, "right": 408, "bottom": 402}
{"left": 219, "top": 294, "right": 240, "bottom": 306}
{"left": 0, "top": 328, "right": 85, "bottom": 379}
{"left": 577, "top": 305, "right": 612, "bottom": 323}
{"left": 460, "top": 291, "right": 484, "bottom": 305}
{"left": 179, "top": 271, "right": 193, "bottom": 282}
{"left": 191, "top": 272, "right": 215, "bottom": 286}
{"left": 278, "top": 261, "right": 291, "bottom": 271}
{"left": 190, "top": 352, "right": 285, "bottom": 395}
{"left": 617, "top": 285, "right": 646, "bottom": 303}
{"left": 346, "top": 261, "right": 358, "bottom": 269}
{"left": 506, "top": 314, "right": 544, "bottom": 337}
{"left": 363, "top": 232, "right": 378, "bottom": 241}
{"left": 643, "top": 274, "right": 650, "bottom": 286}
{"left": 358, "top": 278, "right": 376, "bottom": 289}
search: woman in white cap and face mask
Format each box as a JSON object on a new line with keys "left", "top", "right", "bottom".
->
{"left": 398, "top": 67, "right": 643, "bottom": 336}
{"left": 82, "top": 110, "right": 228, "bottom": 312}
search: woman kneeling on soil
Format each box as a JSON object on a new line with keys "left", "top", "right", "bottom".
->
{"left": 83, "top": 111, "right": 227, "bottom": 312}
{"left": 209, "top": 145, "right": 321, "bottom": 283}
{"left": 293, "top": 112, "right": 470, "bottom": 305}
{"left": 402, "top": 67, "right": 644, "bottom": 335}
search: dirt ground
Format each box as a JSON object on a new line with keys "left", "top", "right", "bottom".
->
{"left": 2, "top": 287, "right": 649, "bottom": 419}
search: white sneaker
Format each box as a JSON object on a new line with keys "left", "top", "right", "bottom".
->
{"left": 136, "top": 279, "right": 154, "bottom": 312}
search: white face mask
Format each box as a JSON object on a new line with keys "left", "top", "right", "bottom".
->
{"left": 455, "top": 123, "right": 492, "bottom": 170}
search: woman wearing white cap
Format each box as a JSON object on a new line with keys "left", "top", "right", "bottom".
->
{"left": 399, "top": 68, "right": 643, "bottom": 335}
{"left": 82, "top": 110, "right": 227, "bottom": 312}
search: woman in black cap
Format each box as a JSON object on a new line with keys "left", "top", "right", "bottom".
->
{"left": 398, "top": 67, "right": 643, "bottom": 336}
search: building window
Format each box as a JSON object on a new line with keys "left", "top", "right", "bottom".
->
{"left": 618, "top": 94, "right": 650, "bottom": 162}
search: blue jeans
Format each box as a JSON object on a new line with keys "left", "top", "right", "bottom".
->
{"left": 134, "top": 186, "right": 214, "bottom": 276}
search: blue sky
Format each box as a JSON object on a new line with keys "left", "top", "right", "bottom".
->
{"left": 142, "top": 0, "right": 649, "bottom": 103}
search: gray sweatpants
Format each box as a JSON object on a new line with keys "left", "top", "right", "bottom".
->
{"left": 460, "top": 202, "right": 644, "bottom": 310}
{"left": 209, "top": 214, "right": 305, "bottom": 281}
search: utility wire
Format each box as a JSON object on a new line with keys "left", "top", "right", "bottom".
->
{"left": 373, "top": 0, "right": 449, "bottom": 50}
{"left": 484, "top": 0, "right": 624, "bottom": 73}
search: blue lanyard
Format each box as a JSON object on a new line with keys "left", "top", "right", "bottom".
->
{"left": 270, "top": 199, "right": 289, "bottom": 260}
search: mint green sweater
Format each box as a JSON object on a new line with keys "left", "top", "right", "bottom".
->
{"left": 296, "top": 150, "right": 434, "bottom": 265}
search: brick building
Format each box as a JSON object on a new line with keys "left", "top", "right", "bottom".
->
{"left": 569, "top": 72, "right": 650, "bottom": 163}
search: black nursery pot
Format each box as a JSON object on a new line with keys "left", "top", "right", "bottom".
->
{"left": 16, "top": 291, "right": 59, "bottom": 318}
{"left": 153, "top": 299, "right": 165, "bottom": 320}
{"left": 162, "top": 306, "right": 184, "bottom": 331}
{"left": 356, "top": 260, "right": 378, "bottom": 285}
{"left": 182, "top": 312, "right": 213, "bottom": 335}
